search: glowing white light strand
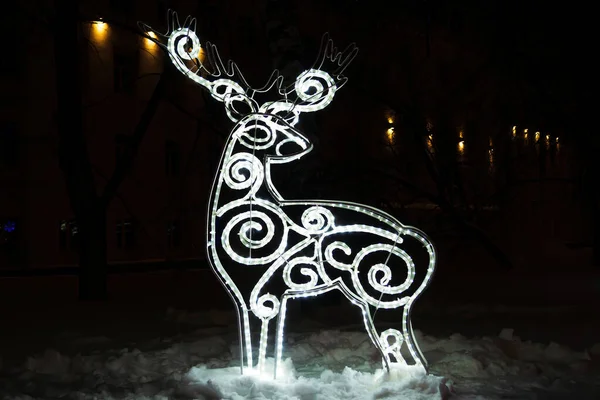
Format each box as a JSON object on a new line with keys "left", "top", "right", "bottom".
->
{"left": 141, "top": 11, "right": 436, "bottom": 379}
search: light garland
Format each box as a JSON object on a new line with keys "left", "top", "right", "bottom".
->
{"left": 140, "top": 11, "right": 436, "bottom": 379}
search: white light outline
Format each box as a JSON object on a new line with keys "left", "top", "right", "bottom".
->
{"left": 141, "top": 11, "right": 436, "bottom": 379}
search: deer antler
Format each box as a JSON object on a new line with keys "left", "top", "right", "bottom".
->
{"left": 139, "top": 12, "right": 358, "bottom": 123}
{"left": 267, "top": 33, "right": 358, "bottom": 117}
{"left": 312, "top": 33, "right": 359, "bottom": 84}
{"left": 139, "top": 11, "right": 291, "bottom": 121}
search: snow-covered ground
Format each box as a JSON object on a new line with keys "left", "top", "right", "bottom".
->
{"left": 1, "top": 306, "right": 598, "bottom": 400}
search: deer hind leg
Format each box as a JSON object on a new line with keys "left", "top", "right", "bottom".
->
{"left": 355, "top": 301, "right": 393, "bottom": 373}
{"left": 379, "top": 328, "right": 407, "bottom": 368}
{"left": 376, "top": 307, "right": 428, "bottom": 372}
{"left": 273, "top": 281, "right": 393, "bottom": 376}
{"left": 274, "top": 282, "right": 345, "bottom": 379}
{"left": 403, "top": 305, "right": 428, "bottom": 370}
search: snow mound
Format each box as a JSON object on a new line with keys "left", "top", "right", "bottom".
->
{"left": 1, "top": 313, "right": 598, "bottom": 400}
{"left": 187, "top": 361, "right": 443, "bottom": 400}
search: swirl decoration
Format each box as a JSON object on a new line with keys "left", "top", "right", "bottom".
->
{"left": 236, "top": 117, "right": 278, "bottom": 151}
{"left": 294, "top": 69, "right": 337, "bottom": 113}
{"left": 254, "top": 293, "right": 280, "bottom": 320}
{"left": 142, "top": 10, "right": 436, "bottom": 378}
{"left": 325, "top": 242, "right": 415, "bottom": 309}
{"left": 221, "top": 210, "right": 289, "bottom": 266}
{"left": 380, "top": 329, "right": 406, "bottom": 365}
{"left": 301, "top": 206, "right": 335, "bottom": 234}
{"left": 282, "top": 257, "right": 321, "bottom": 290}
{"left": 167, "top": 27, "right": 201, "bottom": 60}
{"left": 259, "top": 101, "right": 301, "bottom": 126}
{"left": 223, "top": 153, "right": 264, "bottom": 196}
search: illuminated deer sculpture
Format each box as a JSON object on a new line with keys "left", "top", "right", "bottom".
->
{"left": 141, "top": 12, "right": 436, "bottom": 379}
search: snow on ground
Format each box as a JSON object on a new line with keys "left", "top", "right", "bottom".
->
{"left": 0, "top": 308, "right": 598, "bottom": 400}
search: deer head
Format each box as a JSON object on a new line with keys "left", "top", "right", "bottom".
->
{"left": 139, "top": 11, "right": 358, "bottom": 126}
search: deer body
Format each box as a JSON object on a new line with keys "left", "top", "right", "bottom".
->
{"left": 142, "top": 13, "right": 436, "bottom": 378}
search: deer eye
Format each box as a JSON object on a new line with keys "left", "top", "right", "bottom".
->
{"left": 275, "top": 138, "right": 305, "bottom": 156}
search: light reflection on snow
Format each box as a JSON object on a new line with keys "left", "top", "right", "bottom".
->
{"left": 0, "top": 308, "right": 598, "bottom": 400}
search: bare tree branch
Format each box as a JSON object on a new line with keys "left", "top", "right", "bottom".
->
{"left": 99, "top": 66, "right": 169, "bottom": 208}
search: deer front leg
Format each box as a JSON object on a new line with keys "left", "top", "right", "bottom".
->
{"left": 239, "top": 306, "right": 253, "bottom": 372}
{"left": 274, "top": 285, "right": 339, "bottom": 379}
{"left": 250, "top": 293, "right": 280, "bottom": 375}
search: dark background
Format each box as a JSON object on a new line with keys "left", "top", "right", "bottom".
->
{"left": 0, "top": 0, "right": 596, "bottom": 365}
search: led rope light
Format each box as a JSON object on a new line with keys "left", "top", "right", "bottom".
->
{"left": 140, "top": 11, "right": 437, "bottom": 379}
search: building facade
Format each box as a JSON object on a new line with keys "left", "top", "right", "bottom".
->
{"left": 0, "top": 0, "right": 586, "bottom": 274}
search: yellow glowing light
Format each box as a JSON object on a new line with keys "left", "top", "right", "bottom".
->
{"left": 545, "top": 134, "right": 550, "bottom": 141}
{"left": 535, "top": 131, "right": 540, "bottom": 142}
{"left": 512, "top": 126, "right": 517, "bottom": 138}
{"left": 426, "top": 134, "right": 434, "bottom": 152}
{"left": 458, "top": 130, "right": 464, "bottom": 139}
{"left": 91, "top": 19, "right": 108, "bottom": 40}
{"left": 386, "top": 127, "right": 395, "bottom": 143}
{"left": 524, "top": 128, "right": 528, "bottom": 134}
{"left": 197, "top": 47, "right": 207, "bottom": 63}
{"left": 556, "top": 137, "right": 559, "bottom": 143}
{"left": 93, "top": 20, "right": 107, "bottom": 31}
{"left": 145, "top": 31, "right": 158, "bottom": 48}
{"left": 458, "top": 140, "right": 465, "bottom": 153}
{"left": 386, "top": 110, "right": 396, "bottom": 125}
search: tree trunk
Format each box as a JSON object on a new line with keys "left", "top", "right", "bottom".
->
{"left": 54, "top": 0, "right": 108, "bottom": 300}
{"left": 78, "top": 202, "right": 108, "bottom": 300}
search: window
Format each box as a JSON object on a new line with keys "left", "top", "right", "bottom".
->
{"left": 165, "top": 140, "right": 181, "bottom": 176}
{"left": 116, "top": 219, "right": 135, "bottom": 249}
{"left": 0, "top": 122, "right": 18, "bottom": 169}
{"left": 115, "top": 134, "right": 130, "bottom": 167}
{"left": 167, "top": 220, "right": 181, "bottom": 248}
{"left": 59, "top": 219, "right": 79, "bottom": 250}
{"left": 113, "top": 52, "right": 137, "bottom": 93}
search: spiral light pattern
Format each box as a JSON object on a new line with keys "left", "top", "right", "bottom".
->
{"left": 149, "top": 12, "right": 437, "bottom": 378}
